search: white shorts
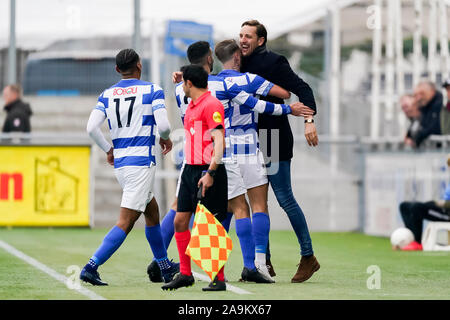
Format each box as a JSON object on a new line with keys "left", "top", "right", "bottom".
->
{"left": 225, "top": 161, "right": 247, "bottom": 200}
{"left": 114, "top": 166, "right": 156, "bottom": 212}
{"left": 236, "top": 150, "right": 268, "bottom": 190}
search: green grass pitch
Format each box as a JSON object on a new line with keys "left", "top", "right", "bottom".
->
{"left": 0, "top": 227, "right": 449, "bottom": 300}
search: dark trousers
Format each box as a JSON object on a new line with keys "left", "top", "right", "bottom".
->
{"left": 399, "top": 201, "right": 450, "bottom": 243}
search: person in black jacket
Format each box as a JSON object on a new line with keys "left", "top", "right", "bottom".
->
{"left": 2, "top": 84, "right": 32, "bottom": 133}
{"left": 239, "top": 20, "right": 320, "bottom": 283}
{"left": 406, "top": 81, "right": 442, "bottom": 148}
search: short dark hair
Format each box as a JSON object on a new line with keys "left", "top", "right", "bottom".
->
{"left": 187, "top": 41, "right": 211, "bottom": 65}
{"left": 215, "top": 39, "right": 240, "bottom": 64}
{"left": 182, "top": 64, "right": 208, "bottom": 89}
{"left": 241, "top": 20, "right": 267, "bottom": 46}
{"left": 116, "top": 48, "right": 140, "bottom": 73}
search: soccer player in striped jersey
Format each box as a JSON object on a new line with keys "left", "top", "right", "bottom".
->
{"left": 213, "top": 39, "right": 314, "bottom": 280}
{"left": 81, "top": 49, "right": 179, "bottom": 286}
{"left": 149, "top": 41, "right": 308, "bottom": 287}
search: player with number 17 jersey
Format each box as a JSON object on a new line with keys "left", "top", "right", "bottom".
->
{"left": 81, "top": 49, "right": 178, "bottom": 287}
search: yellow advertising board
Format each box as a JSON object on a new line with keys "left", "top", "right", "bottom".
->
{"left": 0, "top": 145, "right": 91, "bottom": 226}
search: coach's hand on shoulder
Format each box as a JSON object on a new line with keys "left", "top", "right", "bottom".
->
{"left": 106, "top": 147, "right": 114, "bottom": 166}
{"left": 304, "top": 121, "right": 318, "bottom": 147}
{"left": 159, "top": 138, "right": 173, "bottom": 155}
{"left": 172, "top": 71, "right": 183, "bottom": 84}
{"left": 290, "top": 102, "right": 315, "bottom": 117}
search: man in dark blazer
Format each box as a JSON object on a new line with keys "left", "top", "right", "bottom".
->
{"left": 408, "top": 81, "right": 442, "bottom": 147}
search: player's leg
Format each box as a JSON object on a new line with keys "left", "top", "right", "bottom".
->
{"left": 246, "top": 183, "right": 275, "bottom": 281}
{"left": 223, "top": 161, "right": 268, "bottom": 283}
{"left": 229, "top": 195, "right": 254, "bottom": 268}
{"left": 160, "top": 198, "right": 178, "bottom": 249}
{"left": 148, "top": 161, "right": 182, "bottom": 282}
{"left": 161, "top": 211, "right": 195, "bottom": 290}
{"left": 147, "top": 197, "right": 178, "bottom": 283}
{"left": 160, "top": 160, "right": 185, "bottom": 250}
{"left": 409, "top": 201, "right": 450, "bottom": 243}
{"left": 267, "top": 160, "right": 319, "bottom": 283}
{"left": 143, "top": 197, "right": 179, "bottom": 283}
{"left": 242, "top": 151, "right": 275, "bottom": 280}
{"left": 162, "top": 164, "right": 201, "bottom": 290}
{"left": 227, "top": 193, "right": 272, "bottom": 284}
{"left": 422, "top": 201, "right": 450, "bottom": 222}
{"left": 226, "top": 162, "right": 253, "bottom": 270}
{"left": 80, "top": 207, "right": 139, "bottom": 286}
{"left": 399, "top": 202, "right": 415, "bottom": 238}
{"left": 220, "top": 202, "right": 233, "bottom": 233}
{"left": 80, "top": 167, "right": 146, "bottom": 286}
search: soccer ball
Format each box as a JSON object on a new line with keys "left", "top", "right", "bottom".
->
{"left": 390, "top": 228, "right": 414, "bottom": 249}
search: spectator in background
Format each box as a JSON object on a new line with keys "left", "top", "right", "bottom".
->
{"left": 408, "top": 81, "right": 442, "bottom": 148}
{"left": 398, "top": 154, "right": 450, "bottom": 251}
{"left": 440, "top": 79, "right": 450, "bottom": 135}
{"left": 401, "top": 94, "right": 421, "bottom": 147}
{"left": 2, "top": 84, "right": 32, "bottom": 133}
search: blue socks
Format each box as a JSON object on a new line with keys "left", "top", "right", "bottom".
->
{"left": 146, "top": 224, "right": 172, "bottom": 270}
{"left": 235, "top": 217, "right": 256, "bottom": 270}
{"left": 252, "top": 212, "right": 270, "bottom": 255}
{"left": 145, "top": 224, "right": 167, "bottom": 260}
{"left": 89, "top": 225, "right": 127, "bottom": 269}
{"left": 160, "top": 209, "right": 176, "bottom": 249}
{"left": 220, "top": 212, "right": 233, "bottom": 233}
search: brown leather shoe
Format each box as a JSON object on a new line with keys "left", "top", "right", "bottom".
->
{"left": 266, "top": 258, "right": 276, "bottom": 277}
{"left": 291, "top": 255, "right": 320, "bottom": 283}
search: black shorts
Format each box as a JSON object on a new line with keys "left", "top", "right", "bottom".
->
{"left": 177, "top": 164, "right": 228, "bottom": 221}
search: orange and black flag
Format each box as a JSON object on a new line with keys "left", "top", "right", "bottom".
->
{"left": 186, "top": 203, "right": 233, "bottom": 281}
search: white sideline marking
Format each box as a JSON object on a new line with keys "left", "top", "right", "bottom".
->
{"left": 192, "top": 271, "right": 252, "bottom": 295}
{"left": 0, "top": 240, "right": 106, "bottom": 300}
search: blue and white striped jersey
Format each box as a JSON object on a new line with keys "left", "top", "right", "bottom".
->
{"left": 95, "top": 78, "right": 166, "bottom": 168}
{"left": 174, "top": 74, "right": 290, "bottom": 159}
{"left": 216, "top": 69, "right": 273, "bottom": 156}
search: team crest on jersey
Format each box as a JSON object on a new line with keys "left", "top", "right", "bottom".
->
{"left": 213, "top": 112, "right": 222, "bottom": 123}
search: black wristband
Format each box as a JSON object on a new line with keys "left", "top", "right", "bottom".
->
{"left": 207, "top": 169, "right": 216, "bottom": 178}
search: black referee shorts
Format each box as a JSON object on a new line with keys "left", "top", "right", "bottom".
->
{"left": 177, "top": 163, "right": 228, "bottom": 221}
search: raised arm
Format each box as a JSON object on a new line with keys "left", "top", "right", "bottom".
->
{"left": 224, "top": 80, "right": 309, "bottom": 117}
{"left": 224, "top": 80, "right": 290, "bottom": 115}
{"left": 268, "top": 84, "right": 290, "bottom": 100}
{"left": 245, "top": 72, "right": 290, "bottom": 100}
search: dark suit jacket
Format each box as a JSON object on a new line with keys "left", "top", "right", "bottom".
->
{"left": 2, "top": 99, "right": 32, "bottom": 133}
{"left": 241, "top": 45, "right": 317, "bottom": 161}
{"left": 407, "top": 91, "right": 442, "bottom": 147}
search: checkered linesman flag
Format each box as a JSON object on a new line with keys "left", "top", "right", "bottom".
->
{"left": 186, "top": 203, "right": 233, "bottom": 281}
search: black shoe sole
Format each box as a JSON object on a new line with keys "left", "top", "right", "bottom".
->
{"left": 240, "top": 268, "right": 274, "bottom": 284}
{"left": 202, "top": 286, "right": 226, "bottom": 291}
{"left": 80, "top": 275, "right": 108, "bottom": 286}
{"left": 202, "top": 282, "right": 226, "bottom": 291}
{"left": 161, "top": 282, "right": 194, "bottom": 291}
{"left": 161, "top": 275, "right": 195, "bottom": 291}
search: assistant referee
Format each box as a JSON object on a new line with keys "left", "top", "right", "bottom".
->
{"left": 162, "top": 65, "right": 228, "bottom": 292}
